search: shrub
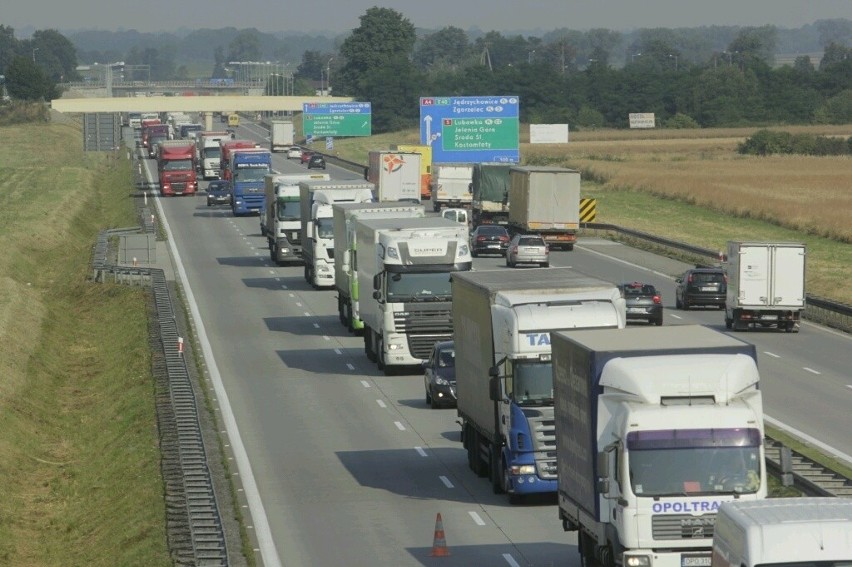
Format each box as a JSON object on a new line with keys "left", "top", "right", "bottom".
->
{"left": 665, "top": 113, "right": 700, "bottom": 129}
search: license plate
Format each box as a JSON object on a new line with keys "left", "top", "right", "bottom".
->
{"left": 700, "top": 286, "right": 716, "bottom": 292}
{"left": 627, "top": 307, "right": 646, "bottom": 313}
{"left": 681, "top": 555, "right": 711, "bottom": 567}
{"left": 487, "top": 244, "right": 500, "bottom": 248}
{"left": 761, "top": 314, "right": 778, "bottom": 320}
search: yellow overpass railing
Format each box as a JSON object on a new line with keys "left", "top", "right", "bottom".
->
{"left": 50, "top": 95, "right": 354, "bottom": 114}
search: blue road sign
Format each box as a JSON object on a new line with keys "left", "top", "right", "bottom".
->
{"left": 420, "top": 96, "right": 519, "bottom": 163}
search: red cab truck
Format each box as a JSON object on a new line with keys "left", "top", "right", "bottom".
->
{"left": 220, "top": 139, "right": 260, "bottom": 181}
{"left": 141, "top": 118, "right": 162, "bottom": 150}
{"left": 156, "top": 140, "right": 198, "bottom": 196}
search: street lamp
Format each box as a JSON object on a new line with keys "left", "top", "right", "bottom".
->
{"left": 325, "top": 57, "right": 334, "bottom": 96}
{"left": 528, "top": 50, "right": 536, "bottom": 64}
{"left": 631, "top": 52, "right": 642, "bottom": 63}
{"left": 32, "top": 47, "right": 39, "bottom": 63}
{"left": 668, "top": 53, "right": 678, "bottom": 71}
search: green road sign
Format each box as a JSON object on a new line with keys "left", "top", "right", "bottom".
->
{"left": 441, "top": 117, "right": 519, "bottom": 151}
{"left": 303, "top": 114, "right": 371, "bottom": 137}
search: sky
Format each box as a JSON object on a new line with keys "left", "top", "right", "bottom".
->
{"left": 5, "top": 0, "right": 851, "bottom": 35}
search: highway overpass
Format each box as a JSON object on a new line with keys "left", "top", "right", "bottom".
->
{"left": 50, "top": 95, "right": 354, "bottom": 114}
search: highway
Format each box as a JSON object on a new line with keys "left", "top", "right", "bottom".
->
{"left": 141, "top": 120, "right": 852, "bottom": 566}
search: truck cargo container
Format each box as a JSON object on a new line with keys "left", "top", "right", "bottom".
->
{"left": 429, "top": 163, "right": 473, "bottom": 212}
{"left": 270, "top": 119, "right": 295, "bottom": 152}
{"left": 471, "top": 163, "right": 511, "bottom": 226}
{"left": 367, "top": 151, "right": 422, "bottom": 202}
{"left": 391, "top": 144, "right": 433, "bottom": 201}
{"left": 220, "top": 139, "right": 260, "bottom": 181}
{"left": 452, "top": 268, "right": 626, "bottom": 502}
{"left": 196, "top": 131, "right": 231, "bottom": 180}
{"left": 507, "top": 166, "right": 580, "bottom": 250}
{"left": 552, "top": 325, "right": 767, "bottom": 567}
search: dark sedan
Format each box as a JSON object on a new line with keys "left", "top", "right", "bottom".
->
{"left": 206, "top": 180, "right": 231, "bottom": 206}
{"left": 618, "top": 282, "right": 663, "bottom": 325}
{"left": 423, "top": 341, "right": 456, "bottom": 409}
{"left": 470, "top": 225, "right": 510, "bottom": 257}
{"left": 307, "top": 154, "right": 326, "bottom": 169}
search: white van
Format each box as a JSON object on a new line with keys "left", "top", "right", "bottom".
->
{"left": 441, "top": 207, "right": 468, "bottom": 226}
{"left": 712, "top": 498, "right": 852, "bottom": 567}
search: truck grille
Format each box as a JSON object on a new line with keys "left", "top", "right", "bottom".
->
{"left": 395, "top": 304, "right": 453, "bottom": 360}
{"left": 652, "top": 514, "right": 716, "bottom": 540}
{"left": 172, "top": 183, "right": 187, "bottom": 191}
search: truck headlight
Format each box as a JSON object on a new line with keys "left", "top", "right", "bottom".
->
{"left": 386, "top": 247, "right": 399, "bottom": 260}
{"left": 625, "top": 555, "right": 651, "bottom": 567}
{"left": 458, "top": 244, "right": 470, "bottom": 257}
{"left": 388, "top": 343, "right": 403, "bottom": 351}
{"left": 510, "top": 465, "right": 536, "bottom": 475}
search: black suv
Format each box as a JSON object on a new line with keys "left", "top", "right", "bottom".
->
{"left": 675, "top": 267, "right": 727, "bottom": 310}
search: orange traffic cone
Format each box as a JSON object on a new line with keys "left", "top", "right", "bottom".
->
{"left": 430, "top": 512, "right": 450, "bottom": 557}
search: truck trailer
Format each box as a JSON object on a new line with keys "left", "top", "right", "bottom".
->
{"left": 724, "top": 241, "right": 806, "bottom": 333}
{"left": 156, "top": 140, "right": 198, "bottom": 196}
{"left": 332, "top": 202, "right": 425, "bottom": 333}
{"left": 391, "top": 144, "right": 433, "bottom": 201}
{"left": 367, "top": 151, "right": 422, "bottom": 202}
{"left": 264, "top": 173, "right": 330, "bottom": 264}
{"left": 507, "top": 166, "right": 580, "bottom": 250}
{"left": 270, "top": 119, "right": 295, "bottom": 152}
{"left": 452, "top": 268, "right": 626, "bottom": 503}
{"left": 357, "top": 217, "right": 472, "bottom": 374}
{"left": 299, "top": 180, "right": 376, "bottom": 288}
{"left": 429, "top": 163, "right": 473, "bottom": 212}
{"left": 196, "top": 131, "right": 230, "bottom": 180}
{"left": 552, "top": 325, "right": 767, "bottom": 567}
{"left": 471, "top": 163, "right": 511, "bottom": 226}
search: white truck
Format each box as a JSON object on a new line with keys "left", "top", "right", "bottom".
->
{"left": 507, "top": 166, "right": 581, "bottom": 251}
{"left": 270, "top": 119, "right": 295, "bottom": 152}
{"left": 197, "top": 131, "right": 231, "bottom": 180}
{"left": 552, "top": 325, "right": 767, "bottom": 567}
{"left": 357, "top": 217, "right": 472, "bottom": 374}
{"left": 367, "top": 150, "right": 422, "bottom": 202}
{"left": 724, "top": 241, "right": 806, "bottom": 333}
{"left": 299, "top": 180, "right": 376, "bottom": 288}
{"left": 264, "top": 173, "right": 330, "bottom": 264}
{"left": 712, "top": 498, "right": 852, "bottom": 567}
{"left": 429, "top": 163, "right": 473, "bottom": 212}
{"left": 332, "top": 202, "right": 425, "bottom": 333}
{"left": 452, "top": 268, "right": 626, "bottom": 503}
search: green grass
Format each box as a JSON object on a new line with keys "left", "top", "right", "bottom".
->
{"left": 0, "top": 121, "right": 170, "bottom": 566}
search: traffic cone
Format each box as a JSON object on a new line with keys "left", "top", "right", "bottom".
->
{"left": 430, "top": 512, "right": 450, "bottom": 557}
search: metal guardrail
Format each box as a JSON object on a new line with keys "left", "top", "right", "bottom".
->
{"left": 91, "top": 224, "right": 229, "bottom": 565}
{"left": 581, "top": 222, "right": 852, "bottom": 334}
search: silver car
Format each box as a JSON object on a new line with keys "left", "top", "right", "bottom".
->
{"left": 506, "top": 234, "right": 549, "bottom": 267}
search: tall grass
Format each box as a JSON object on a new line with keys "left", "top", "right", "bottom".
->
{"left": 0, "top": 122, "right": 170, "bottom": 566}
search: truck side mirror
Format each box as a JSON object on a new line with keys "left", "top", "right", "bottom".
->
{"left": 306, "top": 221, "right": 314, "bottom": 239}
{"left": 372, "top": 290, "right": 382, "bottom": 301}
{"left": 596, "top": 478, "right": 611, "bottom": 494}
{"left": 372, "top": 273, "right": 381, "bottom": 291}
{"left": 597, "top": 451, "right": 609, "bottom": 477}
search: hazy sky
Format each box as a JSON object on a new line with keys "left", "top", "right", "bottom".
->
{"left": 6, "top": 0, "right": 851, "bottom": 34}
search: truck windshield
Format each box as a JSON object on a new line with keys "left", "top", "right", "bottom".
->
{"left": 234, "top": 166, "right": 269, "bottom": 182}
{"left": 627, "top": 428, "right": 761, "bottom": 496}
{"left": 386, "top": 271, "right": 452, "bottom": 301}
{"left": 276, "top": 199, "right": 300, "bottom": 221}
{"left": 316, "top": 218, "right": 334, "bottom": 239}
{"left": 203, "top": 147, "right": 221, "bottom": 160}
{"left": 509, "top": 360, "right": 553, "bottom": 406}
{"left": 162, "top": 159, "right": 193, "bottom": 171}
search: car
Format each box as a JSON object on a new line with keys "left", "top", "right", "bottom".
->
{"left": 299, "top": 150, "right": 315, "bottom": 164}
{"left": 469, "top": 225, "right": 510, "bottom": 257}
{"left": 422, "top": 340, "right": 456, "bottom": 409}
{"left": 506, "top": 234, "right": 549, "bottom": 267}
{"left": 675, "top": 266, "right": 727, "bottom": 310}
{"left": 618, "top": 282, "right": 663, "bottom": 325}
{"left": 307, "top": 154, "right": 326, "bottom": 169}
{"left": 206, "top": 180, "right": 231, "bottom": 207}
{"left": 287, "top": 146, "right": 302, "bottom": 159}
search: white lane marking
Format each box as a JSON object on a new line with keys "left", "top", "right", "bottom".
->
{"left": 334, "top": 348, "right": 342, "bottom": 355}
{"left": 360, "top": 380, "right": 371, "bottom": 388}
{"left": 281, "top": 285, "right": 288, "bottom": 290}
{"left": 577, "top": 243, "right": 673, "bottom": 279}
{"left": 764, "top": 415, "right": 852, "bottom": 464}
{"left": 439, "top": 476, "right": 454, "bottom": 488}
{"left": 303, "top": 312, "right": 311, "bottom": 317}
{"left": 313, "top": 323, "right": 320, "bottom": 329}
{"left": 804, "top": 367, "right": 821, "bottom": 375}
{"left": 415, "top": 447, "right": 428, "bottom": 457}
{"left": 668, "top": 313, "right": 683, "bottom": 320}
{"left": 847, "top": 385, "right": 852, "bottom": 391}
{"left": 468, "top": 511, "right": 486, "bottom": 526}
{"left": 346, "top": 363, "right": 355, "bottom": 371}
{"left": 763, "top": 351, "right": 781, "bottom": 358}
{"left": 295, "top": 302, "right": 302, "bottom": 307}
{"left": 288, "top": 293, "right": 295, "bottom": 298}
{"left": 503, "top": 554, "right": 521, "bottom": 567}
{"left": 323, "top": 335, "right": 330, "bottom": 341}
{"left": 394, "top": 421, "right": 406, "bottom": 431}
{"left": 376, "top": 400, "right": 386, "bottom": 408}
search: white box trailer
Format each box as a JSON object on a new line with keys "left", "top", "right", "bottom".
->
{"left": 712, "top": 498, "right": 852, "bottom": 567}
{"left": 724, "top": 241, "right": 806, "bottom": 332}
{"left": 507, "top": 166, "right": 580, "bottom": 251}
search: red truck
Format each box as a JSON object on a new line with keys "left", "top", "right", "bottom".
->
{"left": 220, "top": 139, "right": 260, "bottom": 181}
{"left": 140, "top": 118, "right": 162, "bottom": 149}
{"left": 156, "top": 140, "right": 198, "bottom": 196}
{"left": 145, "top": 124, "right": 170, "bottom": 158}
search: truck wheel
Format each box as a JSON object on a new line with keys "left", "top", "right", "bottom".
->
{"left": 364, "top": 327, "right": 377, "bottom": 362}
{"left": 725, "top": 317, "right": 733, "bottom": 329}
{"left": 565, "top": 244, "right": 574, "bottom": 251}
{"left": 491, "top": 450, "right": 505, "bottom": 494}
{"left": 376, "top": 337, "right": 385, "bottom": 371}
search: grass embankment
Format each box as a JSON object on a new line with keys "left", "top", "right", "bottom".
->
{"left": 324, "top": 126, "right": 852, "bottom": 305}
{"left": 0, "top": 122, "right": 170, "bottom": 565}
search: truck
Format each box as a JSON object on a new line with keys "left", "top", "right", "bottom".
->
{"left": 140, "top": 118, "right": 161, "bottom": 148}
{"left": 723, "top": 241, "right": 806, "bottom": 333}
{"left": 179, "top": 123, "right": 203, "bottom": 140}
{"left": 229, "top": 148, "right": 272, "bottom": 216}
{"left": 391, "top": 144, "right": 433, "bottom": 201}
{"left": 299, "top": 180, "right": 376, "bottom": 288}
{"left": 220, "top": 139, "right": 260, "bottom": 181}
{"left": 270, "top": 119, "right": 295, "bottom": 152}
{"left": 144, "top": 124, "right": 170, "bottom": 158}
{"left": 507, "top": 166, "right": 580, "bottom": 250}
{"left": 156, "top": 140, "right": 198, "bottom": 197}
{"left": 367, "top": 151, "right": 422, "bottom": 202}
{"left": 471, "top": 163, "right": 511, "bottom": 226}
{"left": 429, "top": 163, "right": 474, "bottom": 212}
{"left": 263, "top": 172, "right": 331, "bottom": 264}
{"left": 551, "top": 325, "right": 767, "bottom": 567}
{"left": 196, "top": 131, "right": 231, "bottom": 180}
{"left": 712, "top": 498, "right": 852, "bottom": 567}
{"left": 332, "top": 202, "right": 425, "bottom": 333}
{"left": 452, "top": 268, "right": 626, "bottom": 503}
{"left": 357, "top": 217, "right": 473, "bottom": 374}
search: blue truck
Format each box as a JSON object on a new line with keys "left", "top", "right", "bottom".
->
{"left": 230, "top": 148, "right": 272, "bottom": 216}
